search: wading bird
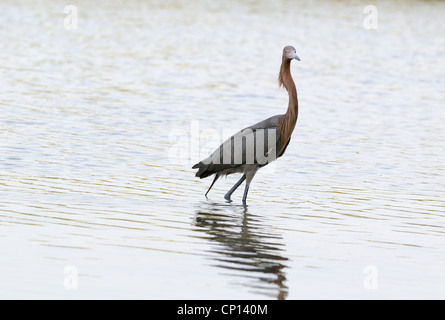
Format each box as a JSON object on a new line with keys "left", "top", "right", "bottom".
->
{"left": 193, "top": 46, "right": 300, "bottom": 204}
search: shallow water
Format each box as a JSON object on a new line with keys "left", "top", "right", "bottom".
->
{"left": 1, "top": 0, "right": 445, "bottom": 299}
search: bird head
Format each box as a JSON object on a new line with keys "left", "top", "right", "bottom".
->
{"left": 283, "top": 46, "right": 300, "bottom": 61}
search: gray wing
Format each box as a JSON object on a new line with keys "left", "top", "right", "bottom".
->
{"left": 193, "top": 115, "right": 284, "bottom": 178}
{"left": 243, "top": 114, "right": 284, "bottom": 131}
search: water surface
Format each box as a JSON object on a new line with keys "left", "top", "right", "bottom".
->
{"left": 1, "top": 0, "right": 445, "bottom": 299}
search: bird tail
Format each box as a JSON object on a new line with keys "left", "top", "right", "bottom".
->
{"left": 192, "top": 162, "right": 215, "bottom": 179}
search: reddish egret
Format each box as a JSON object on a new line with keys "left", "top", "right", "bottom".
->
{"left": 193, "top": 46, "right": 300, "bottom": 204}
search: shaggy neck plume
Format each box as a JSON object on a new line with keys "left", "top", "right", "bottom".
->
{"left": 278, "top": 58, "right": 298, "bottom": 154}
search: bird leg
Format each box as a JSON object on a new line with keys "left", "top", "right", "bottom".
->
{"left": 224, "top": 174, "right": 246, "bottom": 202}
{"left": 242, "top": 184, "right": 250, "bottom": 205}
{"left": 241, "top": 167, "right": 257, "bottom": 205}
{"left": 205, "top": 174, "right": 219, "bottom": 199}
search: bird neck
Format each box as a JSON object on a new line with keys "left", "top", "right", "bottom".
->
{"left": 278, "top": 59, "right": 298, "bottom": 152}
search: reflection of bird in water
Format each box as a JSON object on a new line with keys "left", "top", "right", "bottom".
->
{"left": 194, "top": 202, "right": 289, "bottom": 300}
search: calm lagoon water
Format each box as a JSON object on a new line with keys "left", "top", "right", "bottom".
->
{"left": 1, "top": 0, "right": 445, "bottom": 299}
